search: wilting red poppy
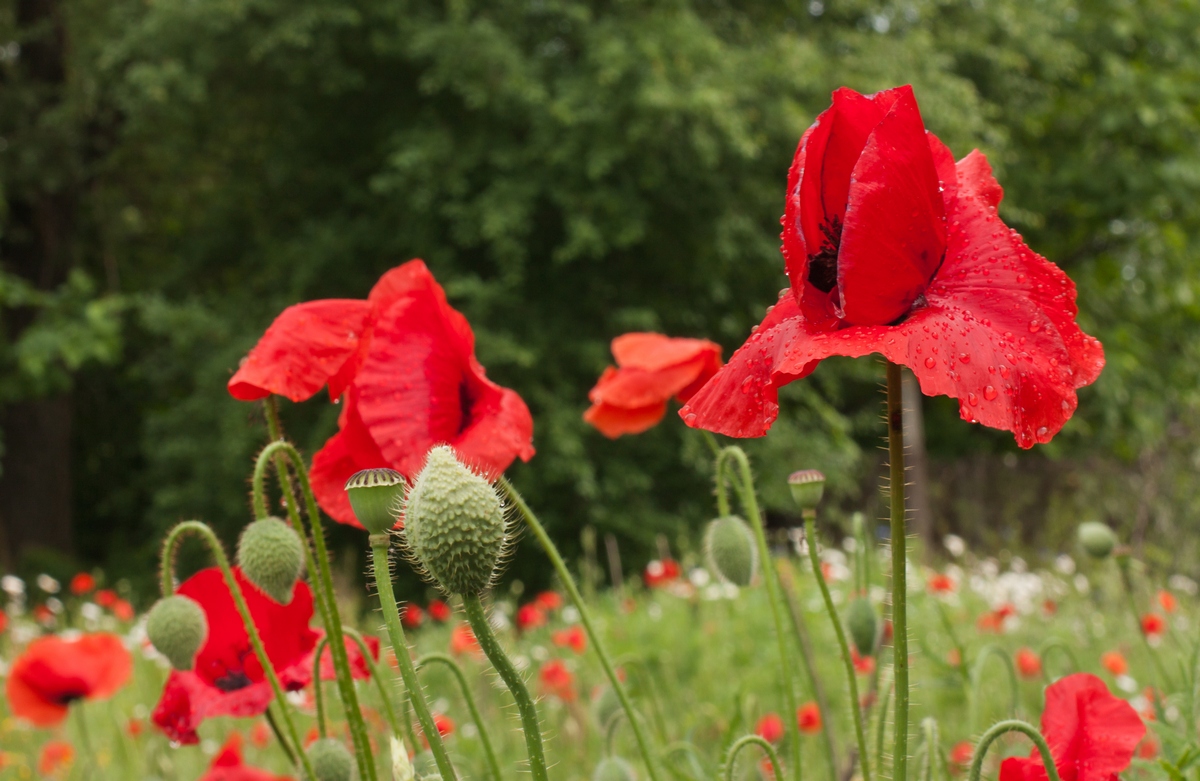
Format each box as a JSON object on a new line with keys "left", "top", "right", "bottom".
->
{"left": 644, "top": 559, "right": 681, "bottom": 588}
{"left": 584, "top": 333, "right": 722, "bottom": 438}
{"left": 999, "top": 673, "right": 1143, "bottom": 781}
{"left": 6, "top": 633, "right": 132, "bottom": 726}
{"left": 428, "top": 599, "right": 451, "bottom": 622}
{"left": 151, "top": 567, "right": 318, "bottom": 745}
{"left": 680, "top": 86, "right": 1104, "bottom": 449}
{"left": 927, "top": 573, "right": 955, "bottom": 594}
{"left": 534, "top": 591, "right": 564, "bottom": 612}
{"left": 1016, "top": 649, "right": 1042, "bottom": 679}
{"left": 402, "top": 604, "right": 424, "bottom": 630}
{"left": 1101, "top": 651, "right": 1128, "bottom": 677}
{"left": 756, "top": 712, "right": 785, "bottom": 743}
{"left": 449, "top": 623, "right": 481, "bottom": 657}
{"left": 201, "top": 733, "right": 294, "bottom": 781}
{"left": 950, "top": 741, "right": 974, "bottom": 766}
{"left": 69, "top": 573, "right": 95, "bottom": 596}
{"left": 539, "top": 659, "right": 575, "bottom": 702}
{"left": 850, "top": 648, "right": 875, "bottom": 675}
{"left": 38, "top": 741, "right": 74, "bottom": 776}
{"left": 1157, "top": 590, "right": 1177, "bottom": 613}
{"left": 517, "top": 603, "right": 548, "bottom": 631}
{"left": 311, "top": 633, "right": 380, "bottom": 681}
{"left": 552, "top": 625, "right": 587, "bottom": 654}
{"left": 1141, "top": 613, "right": 1166, "bottom": 638}
{"left": 228, "top": 259, "right": 535, "bottom": 526}
{"left": 797, "top": 702, "right": 823, "bottom": 734}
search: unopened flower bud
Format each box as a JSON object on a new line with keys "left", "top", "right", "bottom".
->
{"left": 1077, "top": 521, "right": 1116, "bottom": 560}
{"left": 146, "top": 595, "right": 208, "bottom": 671}
{"left": 591, "top": 684, "right": 622, "bottom": 730}
{"left": 403, "top": 446, "right": 507, "bottom": 596}
{"left": 845, "top": 597, "right": 878, "bottom": 657}
{"left": 593, "top": 756, "right": 638, "bottom": 781}
{"left": 237, "top": 517, "right": 305, "bottom": 604}
{"left": 704, "top": 515, "right": 757, "bottom": 587}
{"left": 307, "top": 738, "right": 353, "bottom": 781}
{"left": 788, "top": 470, "right": 826, "bottom": 511}
{"left": 345, "top": 468, "right": 406, "bottom": 534}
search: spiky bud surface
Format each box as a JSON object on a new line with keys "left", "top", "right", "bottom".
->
{"left": 1078, "top": 521, "right": 1116, "bottom": 559}
{"left": 345, "top": 468, "right": 406, "bottom": 534}
{"left": 593, "top": 757, "right": 638, "bottom": 781}
{"left": 147, "top": 595, "right": 208, "bottom": 671}
{"left": 845, "top": 597, "right": 878, "bottom": 657}
{"left": 237, "top": 517, "right": 304, "bottom": 604}
{"left": 704, "top": 515, "right": 757, "bottom": 586}
{"left": 403, "top": 446, "right": 506, "bottom": 596}
{"left": 307, "top": 738, "right": 354, "bottom": 781}
{"left": 788, "top": 469, "right": 826, "bottom": 510}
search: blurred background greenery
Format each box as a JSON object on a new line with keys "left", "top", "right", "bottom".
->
{"left": 2, "top": 0, "right": 1199, "bottom": 594}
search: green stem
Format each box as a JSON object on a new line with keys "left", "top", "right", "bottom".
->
{"left": 919, "top": 718, "right": 940, "bottom": 781}
{"left": 312, "top": 628, "right": 404, "bottom": 741}
{"left": 1036, "top": 639, "right": 1079, "bottom": 679}
{"left": 369, "top": 535, "right": 458, "bottom": 781}
{"left": 498, "top": 476, "right": 663, "bottom": 781}
{"left": 968, "top": 645, "right": 1018, "bottom": 730}
{"left": 805, "top": 514, "right": 872, "bottom": 781}
{"left": 874, "top": 667, "right": 894, "bottom": 781}
{"left": 723, "top": 735, "right": 783, "bottom": 781}
{"left": 417, "top": 652, "right": 504, "bottom": 781}
{"left": 886, "top": 361, "right": 910, "bottom": 780}
{"left": 159, "top": 521, "right": 315, "bottom": 780}
{"left": 967, "top": 720, "right": 1061, "bottom": 781}
{"left": 1116, "top": 556, "right": 1174, "bottom": 690}
{"left": 604, "top": 710, "right": 627, "bottom": 756}
{"left": 313, "top": 635, "right": 330, "bottom": 737}
{"left": 933, "top": 600, "right": 970, "bottom": 688}
{"left": 265, "top": 706, "right": 298, "bottom": 767}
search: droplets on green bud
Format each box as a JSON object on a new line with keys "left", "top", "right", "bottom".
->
{"left": 237, "top": 517, "right": 305, "bottom": 604}
{"left": 345, "top": 468, "right": 406, "bottom": 534}
{"left": 704, "top": 515, "right": 757, "bottom": 587}
{"left": 306, "top": 738, "right": 354, "bottom": 781}
{"left": 593, "top": 756, "right": 638, "bottom": 781}
{"left": 788, "top": 469, "right": 826, "bottom": 511}
{"left": 146, "top": 595, "right": 208, "bottom": 671}
{"left": 1077, "top": 521, "right": 1116, "bottom": 559}
{"left": 845, "top": 597, "right": 878, "bottom": 657}
{"left": 402, "top": 446, "right": 508, "bottom": 596}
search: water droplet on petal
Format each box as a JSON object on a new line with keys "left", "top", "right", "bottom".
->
{"left": 924, "top": 356, "right": 937, "bottom": 369}
{"left": 984, "top": 385, "right": 998, "bottom": 401}
{"left": 968, "top": 393, "right": 978, "bottom": 407}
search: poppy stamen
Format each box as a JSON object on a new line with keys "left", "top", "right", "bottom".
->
{"left": 807, "top": 216, "right": 842, "bottom": 293}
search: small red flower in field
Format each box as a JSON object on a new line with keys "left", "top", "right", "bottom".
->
{"left": 33, "top": 603, "right": 54, "bottom": 624}
{"left": 402, "top": 604, "right": 424, "bottom": 629}
{"left": 999, "top": 673, "right": 1143, "bottom": 781}
{"left": 851, "top": 648, "right": 875, "bottom": 676}
{"left": 882, "top": 619, "right": 893, "bottom": 644}
{"left": 584, "top": 333, "right": 722, "bottom": 437}
{"left": 304, "top": 727, "right": 320, "bottom": 748}
{"left": 950, "top": 741, "right": 974, "bottom": 766}
{"left": 1157, "top": 590, "right": 1177, "bottom": 613}
{"left": 947, "top": 648, "right": 962, "bottom": 667}
{"left": 1016, "top": 648, "right": 1042, "bottom": 679}
{"left": 94, "top": 589, "right": 118, "bottom": 608}
{"left": 644, "top": 559, "right": 681, "bottom": 588}
{"left": 0, "top": 608, "right": 7, "bottom": 634}
{"left": 151, "top": 567, "right": 318, "bottom": 745}
{"left": 69, "top": 573, "right": 95, "bottom": 595}
{"left": 797, "top": 702, "right": 823, "bottom": 734}
{"left": 449, "top": 623, "right": 482, "bottom": 657}
{"left": 534, "top": 591, "right": 563, "bottom": 612}
{"left": 421, "top": 712, "right": 455, "bottom": 746}
{"left": 126, "top": 718, "right": 144, "bottom": 738}
{"left": 680, "top": 86, "right": 1104, "bottom": 448}
{"left": 312, "top": 633, "right": 380, "bottom": 681}
{"left": 976, "top": 613, "right": 1002, "bottom": 633}
{"left": 927, "top": 573, "right": 955, "bottom": 594}
{"left": 540, "top": 659, "right": 576, "bottom": 702}
{"left": 756, "top": 712, "right": 785, "bottom": 743}
{"left": 1043, "top": 599, "right": 1057, "bottom": 616}
{"left": 428, "top": 599, "right": 451, "bottom": 622}
{"left": 228, "top": 260, "right": 535, "bottom": 527}
{"left": 1141, "top": 613, "right": 1166, "bottom": 638}
{"left": 202, "top": 733, "right": 294, "bottom": 781}
{"left": 1137, "top": 735, "right": 1159, "bottom": 760}
{"left": 517, "top": 603, "right": 547, "bottom": 631}
{"left": 1101, "top": 651, "right": 1128, "bottom": 677}
{"left": 994, "top": 604, "right": 1016, "bottom": 621}
{"left": 552, "top": 625, "right": 587, "bottom": 654}
{"left": 250, "top": 721, "right": 271, "bottom": 748}
{"left": 38, "top": 741, "right": 74, "bottom": 777}
{"left": 112, "top": 599, "right": 135, "bottom": 622}
{"left": 5, "top": 632, "right": 132, "bottom": 726}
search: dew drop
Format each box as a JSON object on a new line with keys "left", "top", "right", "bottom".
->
{"left": 968, "top": 393, "right": 978, "bottom": 406}
{"left": 1036, "top": 426, "right": 1049, "bottom": 439}
{"left": 1028, "top": 320, "right": 1042, "bottom": 333}
{"left": 924, "top": 356, "right": 937, "bottom": 369}
{"left": 984, "top": 385, "right": 997, "bottom": 401}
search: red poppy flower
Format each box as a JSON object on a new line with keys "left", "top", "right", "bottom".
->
{"left": 851, "top": 648, "right": 876, "bottom": 676}
{"left": 311, "top": 633, "right": 380, "bottom": 681}
{"left": 950, "top": 742, "right": 974, "bottom": 766}
{"left": 402, "top": 603, "right": 424, "bottom": 630}
{"left": 516, "top": 603, "right": 547, "bottom": 631}
{"left": 999, "top": 673, "right": 1143, "bottom": 781}
{"left": 797, "top": 702, "right": 823, "bottom": 734}
{"left": 69, "top": 573, "right": 95, "bottom": 596}
{"left": 1157, "top": 590, "right": 1177, "bottom": 613}
{"left": 644, "top": 559, "right": 681, "bottom": 588}
{"left": 449, "top": 623, "right": 482, "bottom": 657}
{"left": 250, "top": 721, "right": 272, "bottom": 749}
{"left": 38, "top": 741, "right": 74, "bottom": 776}
{"left": 756, "top": 713, "right": 785, "bottom": 743}
{"left": 1141, "top": 613, "right": 1166, "bottom": 638}
{"left": 927, "top": 573, "right": 955, "bottom": 594}
{"left": 422, "top": 712, "right": 456, "bottom": 747}
{"left": 6, "top": 633, "right": 132, "bottom": 726}
{"left": 1043, "top": 599, "right": 1058, "bottom": 616}
{"left": 202, "top": 733, "right": 295, "bottom": 781}
{"left": 539, "top": 659, "right": 575, "bottom": 702}
{"left": 151, "top": 567, "right": 318, "bottom": 745}
{"left": 1101, "top": 651, "right": 1128, "bottom": 677}
{"left": 680, "top": 86, "right": 1104, "bottom": 449}
{"left": 584, "top": 333, "right": 722, "bottom": 438}
{"left": 428, "top": 599, "right": 452, "bottom": 622}
{"left": 0, "top": 609, "right": 7, "bottom": 634}
{"left": 228, "top": 259, "right": 535, "bottom": 526}
{"left": 533, "top": 591, "right": 563, "bottom": 612}
{"left": 552, "top": 625, "right": 587, "bottom": 654}
{"left": 947, "top": 648, "right": 962, "bottom": 667}
{"left": 33, "top": 604, "right": 54, "bottom": 624}
{"left": 1016, "top": 648, "right": 1042, "bottom": 679}
{"left": 94, "top": 589, "right": 118, "bottom": 608}
{"left": 112, "top": 599, "right": 135, "bottom": 622}
{"left": 126, "top": 718, "right": 144, "bottom": 738}
{"left": 1137, "top": 736, "right": 1159, "bottom": 760}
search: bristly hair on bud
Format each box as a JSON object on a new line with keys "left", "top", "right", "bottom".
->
{"left": 345, "top": 468, "right": 406, "bottom": 534}
{"left": 146, "top": 595, "right": 208, "bottom": 671}
{"left": 237, "top": 517, "right": 305, "bottom": 604}
{"left": 788, "top": 469, "right": 826, "bottom": 511}
{"left": 704, "top": 515, "right": 757, "bottom": 587}
{"left": 400, "top": 445, "right": 515, "bottom": 597}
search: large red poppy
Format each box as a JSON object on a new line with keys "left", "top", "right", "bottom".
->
{"left": 680, "top": 86, "right": 1104, "bottom": 448}
{"left": 201, "top": 733, "right": 295, "bottom": 781}
{"left": 584, "top": 333, "right": 722, "bottom": 437}
{"left": 999, "top": 673, "right": 1144, "bottom": 781}
{"left": 152, "top": 567, "right": 318, "bottom": 744}
{"left": 228, "top": 260, "right": 535, "bottom": 525}
{"left": 5, "top": 632, "right": 132, "bottom": 726}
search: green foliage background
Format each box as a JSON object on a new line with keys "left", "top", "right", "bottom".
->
{"left": 4, "top": 0, "right": 1200, "bottom": 589}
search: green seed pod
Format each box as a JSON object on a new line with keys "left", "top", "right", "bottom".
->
{"left": 704, "top": 515, "right": 757, "bottom": 586}
{"left": 788, "top": 469, "right": 826, "bottom": 511}
{"left": 845, "top": 597, "right": 878, "bottom": 657}
{"left": 237, "top": 517, "right": 305, "bottom": 604}
{"left": 306, "top": 738, "right": 354, "bottom": 781}
{"left": 1078, "top": 521, "right": 1116, "bottom": 559}
{"left": 402, "top": 446, "right": 507, "bottom": 596}
{"left": 146, "top": 595, "right": 208, "bottom": 671}
{"left": 591, "top": 684, "right": 622, "bottom": 731}
{"left": 593, "top": 757, "right": 638, "bottom": 781}
{"left": 345, "top": 468, "right": 406, "bottom": 534}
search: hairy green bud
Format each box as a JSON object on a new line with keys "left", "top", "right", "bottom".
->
{"left": 345, "top": 468, "right": 406, "bottom": 534}
{"left": 845, "top": 597, "right": 878, "bottom": 657}
{"left": 146, "top": 595, "right": 208, "bottom": 671}
{"left": 593, "top": 756, "right": 638, "bottom": 781}
{"left": 1078, "top": 521, "right": 1116, "bottom": 559}
{"left": 704, "top": 515, "right": 757, "bottom": 586}
{"left": 403, "top": 446, "right": 507, "bottom": 596}
{"left": 307, "top": 738, "right": 354, "bottom": 781}
{"left": 237, "top": 517, "right": 305, "bottom": 604}
{"left": 788, "top": 469, "right": 826, "bottom": 511}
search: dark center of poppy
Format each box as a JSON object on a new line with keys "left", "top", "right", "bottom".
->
{"left": 213, "top": 669, "right": 253, "bottom": 692}
{"left": 456, "top": 379, "right": 477, "bottom": 436}
{"left": 806, "top": 216, "right": 842, "bottom": 293}
{"left": 51, "top": 686, "right": 89, "bottom": 706}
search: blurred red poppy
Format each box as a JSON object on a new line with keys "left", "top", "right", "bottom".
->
{"left": 1138, "top": 736, "right": 1159, "bottom": 760}
{"left": 151, "top": 567, "right": 318, "bottom": 744}
{"left": 756, "top": 712, "right": 785, "bottom": 743}
{"left": 201, "top": 733, "right": 294, "bottom": 781}
{"left": 927, "top": 573, "right": 955, "bottom": 594}
{"left": 449, "top": 623, "right": 482, "bottom": 658}
{"left": 310, "top": 633, "right": 380, "bottom": 681}
{"left": 534, "top": 591, "right": 564, "bottom": 612}
{"left": 428, "top": 599, "right": 452, "bottom": 622}
{"left": 950, "top": 742, "right": 974, "bottom": 766}
{"left": 38, "top": 741, "right": 74, "bottom": 776}
{"left": 0, "top": 609, "right": 7, "bottom": 634}
{"left": 1157, "top": 590, "right": 1177, "bottom": 613}
{"left": 644, "top": 559, "right": 681, "bottom": 588}
{"left": 228, "top": 260, "right": 535, "bottom": 526}
{"left": 402, "top": 604, "right": 424, "bottom": 630}
{"left": 94, "top": 589, "right": 118, "bottom": 608}
{"left": 850, "top": 648, "right": 875, "bottom": 676}
{"left": 69, "top": 573, "right": 95, "bottom": 595}
{"left": 1016, "top": 648, "right": 1042, "bottom": 679}
{"left": 681, "top": 86, "right": 1103, "bottom": 449}
{"left": 6, "top": 632, "right": 132, "bottom": 726}
{"left": 797, "top": 702, "right": 823, "bottom": 734}
{"left": 552, "top": 625, "right": 587, "bottom": 654}
{"left": 584, "top": 333, "right": 722, "bottom": 438}
{"left": 421, "top": 712, "right": 455, "bottom": 747}
{"left": 250, "top": 721, "right": 272, "bottom": 749}
{"left": 517, "top": 603, "right": 547, "bottom": 631}
{"left": 999, "top": 673, "right": 1143, "bottom": 781}
{"left": 540, "top": 659, "right": 575, "bottom": 702}
{"left": 1141, "top": 613, "right": 1166, "bottom": 638}
{"left": 1101, "top": 651, "right": 1128, "bottom": 677}
{"left": 112, "top": 599, "right": 135, "bottom": 622}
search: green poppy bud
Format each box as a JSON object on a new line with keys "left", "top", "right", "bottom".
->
{"left": 237, "top": 517, "right": 305, "bottom": 604}
{"left": 1077, "top": 521, "right": 1116, "bottom": 559}
{"left": 845, "top": 597, "right": 878, "bottom": 657}
{"left": 402, "top": 446, "right": 508, "bottom": 596}
{"left": 593, "top": 756, "right": 638, "bottom": 781}
{"left": 146, "top": 595, "right": 208, "bottom": 671}
{"left": 591, "top": 684, "right": 622, "bottom": 731}
{"left": 788, "top": 470, "right": 826, "bottom": 511}
{"left": 307, "top": 738, "right": 354, "bottom": 781}
{"left": 345, "top": 468, "right": 406, "bottom": 534}
{"left": 704, "top": 515, "right": 757, "bottom": 587}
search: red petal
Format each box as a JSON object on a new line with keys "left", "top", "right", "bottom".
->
{"left": 1038, "top": 673, "right": 1144, "bottom": 781}
{"left": 309, "top": 633, "right": 380, "bottom": 681}
{"left": 308, "top": 390, "right": 390, "bottom": 528}
{"left": 999, "top": 757, "right": 1047, "bottom": 781}
{"left": 584, "top": 400, "right": 668, "bottom": 438}
{"left": 611, "top": 333, "right": 721, "bottom": 373}
{"left": 228, "top": 300, "right": 370, "bottom": 402}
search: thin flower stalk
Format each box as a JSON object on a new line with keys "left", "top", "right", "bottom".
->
{"left": 416, "top": 652, "right": 503, "bottom": 781}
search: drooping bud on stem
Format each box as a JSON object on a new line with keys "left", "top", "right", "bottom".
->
{"left": 704, "top": 515, "right": 757, "bottom": 586}
{"left": 146, "top": 595, "right": 208, "bottom": 671}
{"left": 1077, "top": 521, "right": 1116, "bottom": 560}
{"left": 237, "top": 517, "right": 305, "bottom": 604}
{"left": 306, "top": 738, "right": 354, "bottom": 781}
{"left": 345, "top": 468, "right": 406, "bottom": 534}
{"left": 788, "top": 470, "right": 826, "bottom": 512}
{"left": 845, "top": 597, "right": 878, "bottom": 657}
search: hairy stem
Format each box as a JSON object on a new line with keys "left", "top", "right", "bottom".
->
{"left": 723, "top": 735, "right": 783, "bottom": 781}
{"left": 887, "top": 361, "right": 910, "bottom": 779}
{"left": 417, "top": 652, "right": 503, "bottom": 781}
{"left": 967, "top": 720, "right": 1061, "bottom": 781}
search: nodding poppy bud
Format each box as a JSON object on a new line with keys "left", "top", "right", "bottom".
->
{"left": 593, "top": 757, "right": 638, "bottom": 781}
{"left": 1077, "top": 521, "right": 1116, "bottom": 559}
{"left": 704, "top": 515, "right": 757, "bottom": 587}
{"left": 306, "top": 738, "right": 353, "bottom": 781}
{"left": 845, "top": 597, "right": 878, "bottom": 657}
{"left": 237, "top": 517, "right": 305, "bottom": 604}
{"left": 403, "top": 445, "right": 508, "bottom": 596}
{"left": 591, "top": 684, "right": 622, "bottom": 731}
{"left": 788, "top": 470, "right": 826, "bottom": 511}
{"left": 345, "top": 468, "right": 406, "bottom": 534}
{"left": 146, "top": 595, "right": 208, "bottom": 671}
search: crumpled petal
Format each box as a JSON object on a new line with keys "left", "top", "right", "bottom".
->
{"left": 309, "top": 389, "right": 392, "bottom": 527}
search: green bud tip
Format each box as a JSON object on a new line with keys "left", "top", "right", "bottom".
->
{"left": 1077, "top": 521, "right": 1116, "bottom": 560}
{"left": 845, "top": 597, "right": 879, "bottom": 657}
{"left": 403, "top": 445, "right": 508, "bottom": 596}
{"left": 146, "top": 595, "right": 208, "bottom": 671}
{"left": 788, "top": 469, "right": 826, "bottom": 511}
{"left": 345, "top": 468, "right": 406, "bottom": 534}
{"left": 237, "top": 517, "right": 305, "bottom": 604}
{"left": 593, "top": 756, "right": 638, "bottom": 781}
{"left": 306, "top": 738, "right": 354, "bottom": 781}
{"left": 704, "top": 515, "right": 757, "bottom": 587}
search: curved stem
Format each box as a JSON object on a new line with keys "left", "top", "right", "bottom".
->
{"left": 1116, "top": 556, "right": 1174, "bottom": 690}
{"left": 919, "top": 718, "right": 941, "bottom": 781}
{"left": 498, "top": 476, "right": 663, "bottom": 781}
{"left": 712, "top": 448, "right": 731, "bottom": 518}
{"left": 417, "top": 652, "right": 503, "bottom": 781}
{"left": 723, "top": 735, "right": 783, "bottom": 781}
{"left": 159, "top": 521, "right": 315, "bottom": 780}
{"left": 313, "top": 635, "right": 331, "bottom": 738}
{"left": 886, "top": 361, "right": 910, "bottom": 779}
{"left": 1037, "top": 639, "right": 1079, "bottom": 679}
{"left": 604, "top": 710, "right": 627, "bottom": 756}
{"left": 265, "top": 707, "right": 298, "bottom": 767}
{"left": 369, "top": 535, "right": 458, "bottom": 781}
{"left": 613, "top": 654, "right": 670, "bottom": 743}
{"left": 461, "top": 594, "right": 548, "bottom": 781}
{"left": 967, "top": 720, "right": 1061, "bottom": 781}
{"left": 969, "top": 645, "right": 1018, "bottom": 730}
{"left": 805, "top": 514, "right": 872, "bottom": 781}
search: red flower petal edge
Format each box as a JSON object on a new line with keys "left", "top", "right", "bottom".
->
{"left": 5, "top": 633, "right": 132, "bottom": 726}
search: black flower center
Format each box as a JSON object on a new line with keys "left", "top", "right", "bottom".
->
{"left": 456, "top": 379, "right": 477, "bottom": 436}
{"left": 213, "top": 669, "right": 252, "bottom": 692}
{"left": 806, "top": 216, "right": 842, "bottom": 293}
{"left": 52, "top": 686, "right": 89, "bottom": 706}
